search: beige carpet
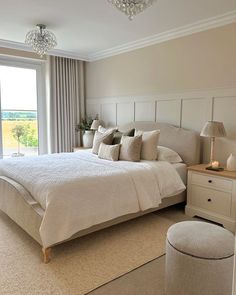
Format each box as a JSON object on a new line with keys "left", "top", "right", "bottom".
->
{"left": 0, "top": 211, "right": 174, "bottom": 295}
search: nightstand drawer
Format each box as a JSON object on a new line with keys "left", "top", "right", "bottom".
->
{"left": 190, "top": 185, "right": 231, "bottom": 217}
{"left": 191, "top": 173, "right": 232, "bottom": 192}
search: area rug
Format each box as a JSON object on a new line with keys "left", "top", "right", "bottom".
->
{"left": 0, "top": 211, "right": 174, "bottom": 295}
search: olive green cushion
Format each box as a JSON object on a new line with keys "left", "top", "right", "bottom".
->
{"left": 112, "top": 129, "right": 135, "bottom": 145}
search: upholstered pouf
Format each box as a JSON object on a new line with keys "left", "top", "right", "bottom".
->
{"left": 165, "top": 221, "right": 234, "bottom": 295}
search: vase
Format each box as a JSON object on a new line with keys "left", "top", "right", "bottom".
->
{"left": 83, "top": 130, "right": 94, "bottom": 148}
{"left": 227, "top": 154, "right": 236, "bottom": 171}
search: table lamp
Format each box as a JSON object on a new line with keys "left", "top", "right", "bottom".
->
{"left": 200, "top": 121, "right": 226, "bottom": 170}
{"left": 90, "top": 119, "right": 102, "bottom": 131}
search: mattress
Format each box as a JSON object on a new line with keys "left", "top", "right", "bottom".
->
{"left": 173, "top": 163, "right": 187, "bottom": 185}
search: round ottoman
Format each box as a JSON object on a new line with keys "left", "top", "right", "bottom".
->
{"left": 165, "top": 221, "right": 234, "bottom": 295}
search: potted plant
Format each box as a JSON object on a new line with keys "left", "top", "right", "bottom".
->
{"left": 75, "top": 116, "right": 94, "bottom": 148}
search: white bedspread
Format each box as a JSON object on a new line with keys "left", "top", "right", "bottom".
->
{"left": 0, "top": 151, "right": 185, "bottom": 247}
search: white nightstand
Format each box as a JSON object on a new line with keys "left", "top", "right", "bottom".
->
{"left": 73, "top": 147, "right": 91, "bottom": 152}
{"left": 185, "top": 164, "right": 236, "bottom": 232}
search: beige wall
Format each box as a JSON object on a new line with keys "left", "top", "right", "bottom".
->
{"left": 86, "top": 23, "right": 236, "bottom": 98}
{"left": 0, "top": 47, "right": 45, "bottom": 60}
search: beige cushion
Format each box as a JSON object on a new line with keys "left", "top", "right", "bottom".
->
{"left": 92, "top": 131, "right": 114, "bottom": 154}
{"left": 98, "top": 125, "right": 118, "bottom": 134}
{"left": 158, "top": 146, "right": 182, "bottom": 163}
{"left": 135, "top": 130, "right": 160, "bottom": 160}
{"left": 119, "top": 135, "right": 142, "bottom": 162}
{"left": 98, "top": 143, "right": 120, "bottom": 161}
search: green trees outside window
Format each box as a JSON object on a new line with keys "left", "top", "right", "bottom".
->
{"left": 11, "top": 123, "right": 38, "bottom": 156}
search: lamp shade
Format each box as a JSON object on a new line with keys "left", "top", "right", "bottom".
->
{"left": 90, "top": 119, "right": 102, "bottom": 130}
{"left": 200, "top": 121, "right": 226, "bottom": 138}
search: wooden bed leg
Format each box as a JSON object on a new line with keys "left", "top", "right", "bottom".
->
{"left": 42, "top": 247, "right": 52, "bottom": 264}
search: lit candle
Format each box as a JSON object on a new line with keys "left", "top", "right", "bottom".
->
{"left": 212, "top": 161, "right": 219, "bottom": 168}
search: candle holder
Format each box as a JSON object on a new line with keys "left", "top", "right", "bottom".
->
{"left": 206, "top": 166, "right": 224, "bottom": 172}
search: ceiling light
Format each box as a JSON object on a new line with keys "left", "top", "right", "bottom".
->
{"left": 108, "top": 0, "right": 157, "bottom": 20}
{"left": 25, "top": 24, "right": 57, "bottom": 57}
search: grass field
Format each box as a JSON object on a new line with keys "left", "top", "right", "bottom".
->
{"left": 2, "top": 120, "right": 38, "bottom": 148}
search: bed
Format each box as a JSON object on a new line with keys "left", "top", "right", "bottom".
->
{"left": 0, "top": 122, "right": 200, "bottom": 263}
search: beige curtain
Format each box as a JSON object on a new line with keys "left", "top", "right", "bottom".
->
{"left": 49, "top": 56, "right": 85, "bottom": 153}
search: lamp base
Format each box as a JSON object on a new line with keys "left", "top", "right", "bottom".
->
{"left": 206, "top": 166, "right": 224, "bottom": 172}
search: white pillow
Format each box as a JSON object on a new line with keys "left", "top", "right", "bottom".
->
{"left": 157, "top": 146, "right": 183, "bottom": 163}
{"left": 135, "top": 129, "right": 160, "bottom": 161}
{"left": 98, "top": 143, "right": 120, "bottom": 161}
{"left": 98, "top": 125, "right": 118, "bottom": 133}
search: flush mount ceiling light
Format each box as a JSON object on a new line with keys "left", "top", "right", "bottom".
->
{"left": 108, "top": 0, "right": 157, "bottom": 20}
{"left": 25, "top": 24, "right": 57, "bottom": 57}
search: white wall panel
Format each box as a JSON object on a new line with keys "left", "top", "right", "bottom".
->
{"left": 117, "top": 102, "right": 134, "bottom": 126}
{"left": 156, "top": 99, "right": 181, "bottom": 127}
{"left": 87, "top": 103, "right": 100, "bottom": 119}
{"left": 213, "top": 96, "right": 236, "bottom": 164}
{"left": 101, "top": 103, "right": 116, "bottom": 127}
{"left": 135, "top": 101, "right": 155, "bottom": 122}
{"left": 181, "top": 98, "right": 212, "bottom": 132}
{"left": 213, "top": 97, "right": 236, "bottom": 138}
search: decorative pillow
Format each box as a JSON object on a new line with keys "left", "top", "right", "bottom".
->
{"left": 135, "top": 130, "right": 160, "bottom": 160}
{"left": 92, "top": 130, "right": 114, "bottom": 154}
{"left": 112, "top": 129, "right": 135, "bottom": 145}
{"left": 98, "top": 125, "right": 107, "bottom": 133}
{"left": 157, "top": 146, "right": 183, "bottom": 163}
{"left": 98, "top": 143, "right": 120, "bottom": 161}
{"left": 119, "top": 135, "right": 142, "bottom": 162}
{"left": 98, "top": 125, "right": 118, "bottom": 134}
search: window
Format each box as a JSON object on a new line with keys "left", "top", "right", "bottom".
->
{"left": 0, "top": 57, "right": 47, "bottom": 158}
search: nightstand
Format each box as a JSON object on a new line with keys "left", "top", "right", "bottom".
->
{"left": 73, "top": 147, "right": 91, "bottom": 152}
{"left": 185, "top": 164, "right": 236, "bottom": 232}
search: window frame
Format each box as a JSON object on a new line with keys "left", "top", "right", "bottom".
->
{"left": 0, "top": 55, "right": 47, "bottom": 157}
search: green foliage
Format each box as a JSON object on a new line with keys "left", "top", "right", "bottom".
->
{"left": 11, "top": 124, "right": 38, "bottom": 148}
{"left": 76, "top": 116, "right": 93, "bottom": 132}
{"left": 12, "top": 125, "right": 25, "bottom": 141}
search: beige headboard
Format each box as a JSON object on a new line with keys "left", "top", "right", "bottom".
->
{"left": 119, "top": 122, "right": 200, "bottom": 166}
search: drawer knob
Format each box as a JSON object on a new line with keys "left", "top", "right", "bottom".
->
{"left": 208, "top": 180, "right": 212, "bottom": 183}
{"left": 208, "top": 198, "right": 212, "bottom": 202}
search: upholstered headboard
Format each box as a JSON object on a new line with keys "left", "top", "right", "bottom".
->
{"left": 119, "top": 122, "right": 200, "bottom": 166}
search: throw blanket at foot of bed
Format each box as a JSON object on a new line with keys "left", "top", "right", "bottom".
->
{"left": 0, "top": 151, "right": 185, "bottom": 248}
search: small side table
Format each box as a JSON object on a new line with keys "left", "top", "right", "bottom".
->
{"left": 185, "top": 164, "right": 236, "bottom": 232}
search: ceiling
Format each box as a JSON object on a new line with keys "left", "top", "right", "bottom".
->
{"left": 0, "top": 0, "right": 236, "bottom": 61}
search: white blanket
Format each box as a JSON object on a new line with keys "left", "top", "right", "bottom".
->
{"left": 0, "top": 151, "right": 185, "bottom": 247}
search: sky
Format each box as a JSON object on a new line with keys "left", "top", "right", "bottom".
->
{"left": 0, "top": 65, "right": 37, "bottom": 111}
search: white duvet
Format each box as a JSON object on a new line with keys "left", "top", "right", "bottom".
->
{"left": 0, "top": 150, "right": 185, "bottom": 247}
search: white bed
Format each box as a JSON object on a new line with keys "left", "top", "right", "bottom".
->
{"left": 0, "top": 122, "right": 200, "bottom": 262}
{"left": 173, "top": 163, "right": 187, "bottom": 184}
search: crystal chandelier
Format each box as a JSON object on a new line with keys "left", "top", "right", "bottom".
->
{"left": 25, "top": 24, "right": 57, "bottom": 57}
{"left": 108, "top": 0, "right": 157, "bottom": 20}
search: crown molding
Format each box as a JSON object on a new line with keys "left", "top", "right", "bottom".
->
{"left": 88, "top": 10, "right": 236, "bottom": 61}
{"left": 0, "top": 39, "right": 91, "bottom": 61}
{"left": 0, "top": 10, "right": 235, "bottom": 62}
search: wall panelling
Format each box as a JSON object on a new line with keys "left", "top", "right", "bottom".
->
{"left": 87, "top": 88, "right": 236, "bottom": 164}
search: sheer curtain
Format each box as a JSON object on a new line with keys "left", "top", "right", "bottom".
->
{"left": 49, "top": 56, "right": 85, "bottom": 153}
